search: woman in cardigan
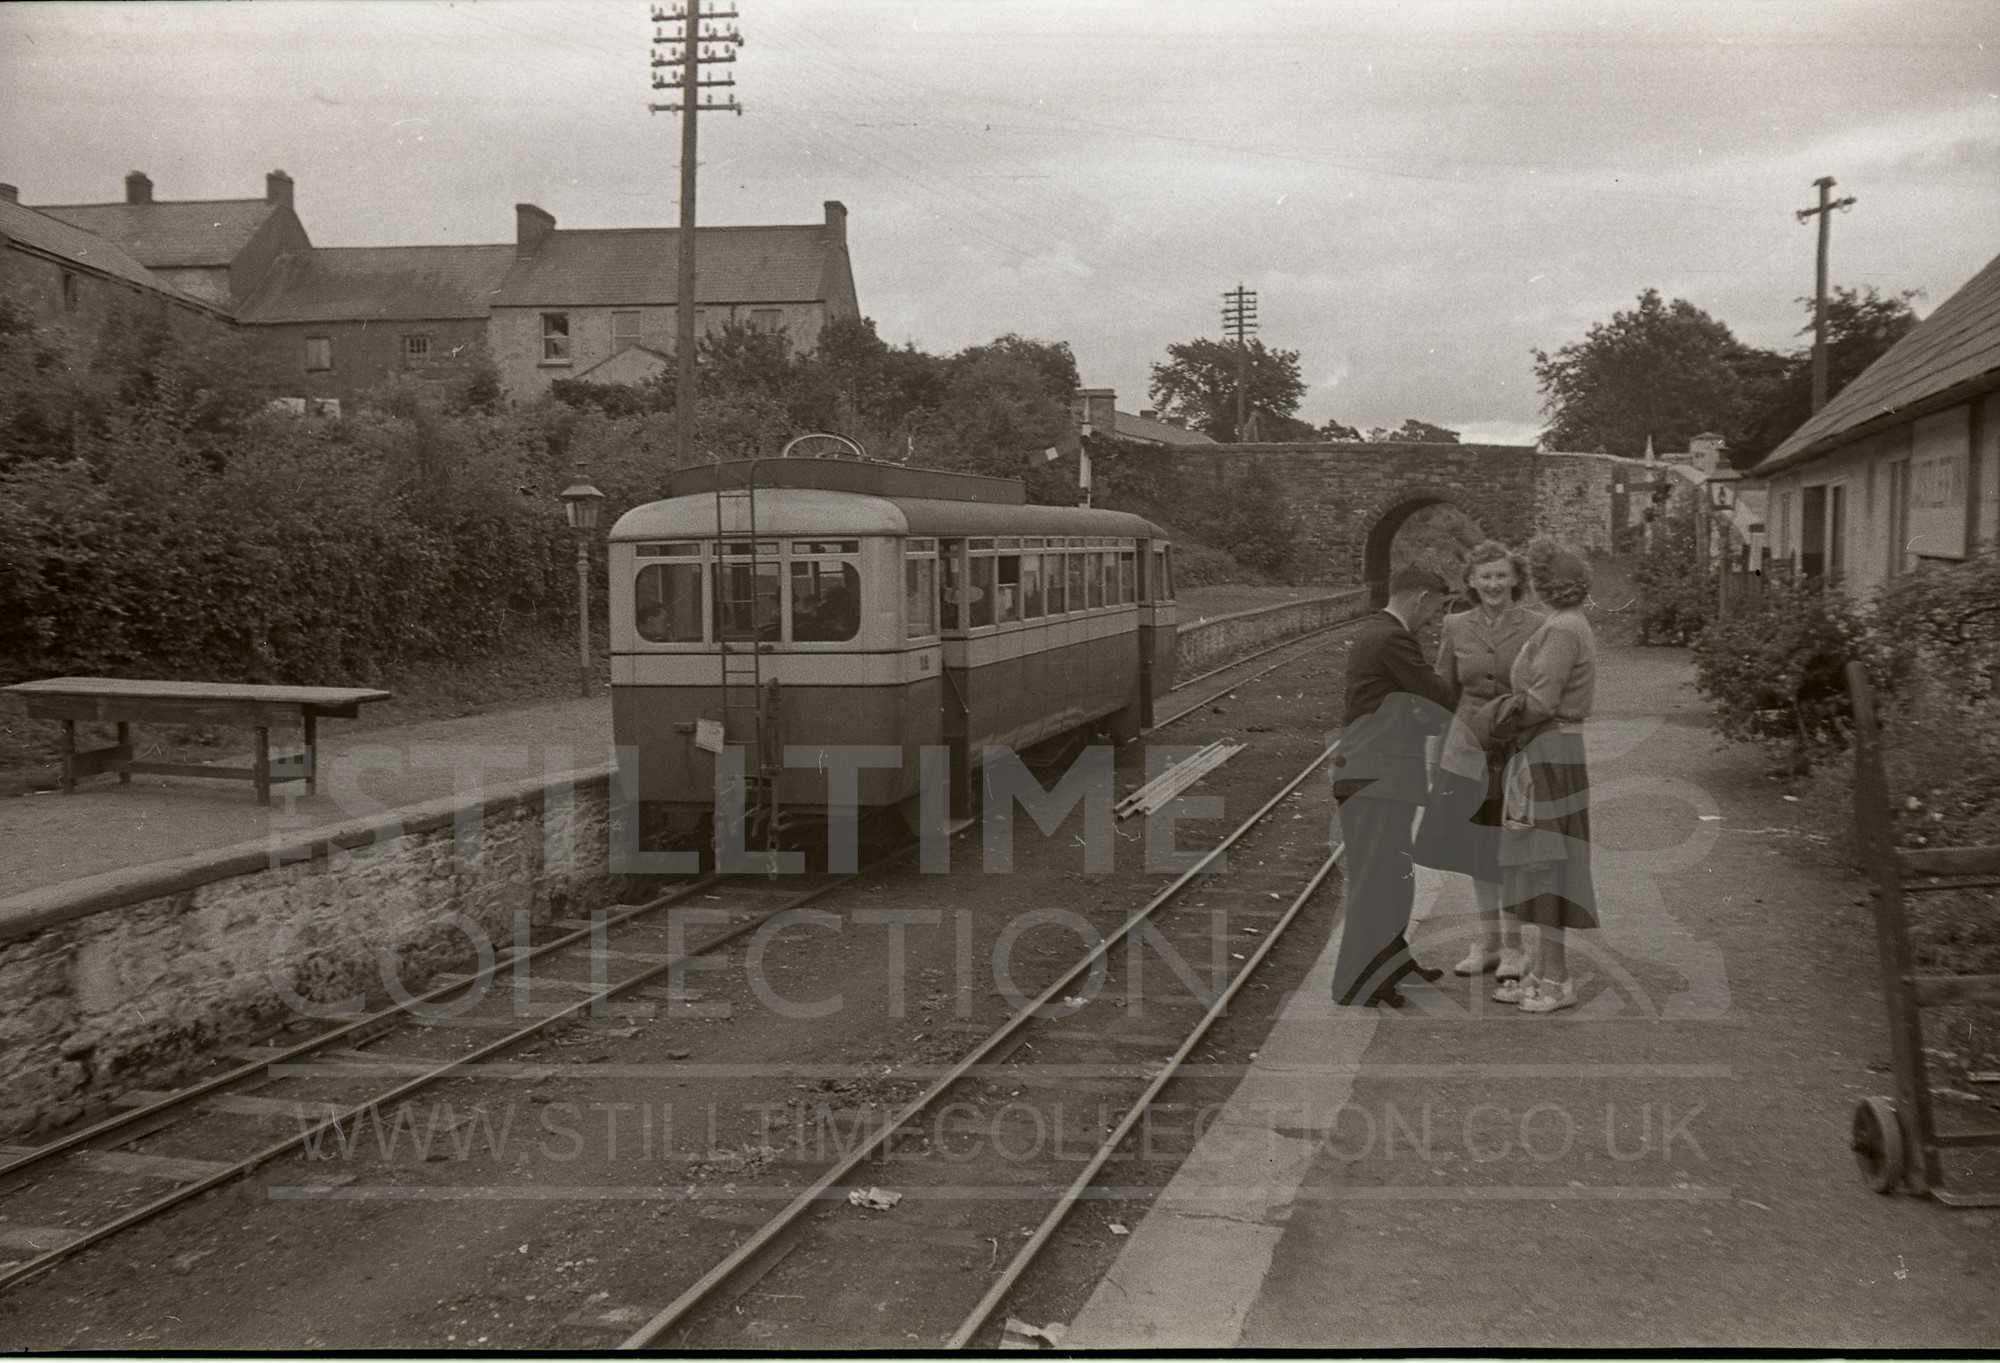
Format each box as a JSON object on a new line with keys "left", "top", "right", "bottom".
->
{"left": 1490, "top": 540, "right": 1599, "bottom": 1014}
{"left": 1412, "top": 541, "right": 1544, "bottom": 981}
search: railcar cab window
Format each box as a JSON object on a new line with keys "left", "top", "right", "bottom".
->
{"left": 789, "top": 540, "right": 861, "bottom": 643}
{"left": 715, "top": 541, "right": 782, "bottom": 643}
{"left": 905, "top": 538, "right": 939, "bottom": 640}
{"left": 634, "top": 543, "right": 704, "bottom": 642}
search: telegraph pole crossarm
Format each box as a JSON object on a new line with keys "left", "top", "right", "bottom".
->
{"left": 1796, "top": 175, "right": 1857, "bottom": 415}
{"left": 651, "top": 3, "right": 746, "bottom": 466}
{"left": 1221, "top": 284, "right": 1258, "bottom": 442}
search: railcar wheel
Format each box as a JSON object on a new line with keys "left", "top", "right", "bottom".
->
{"left": 1851, "top": 1095, "right": 1906, "bottom": 1195}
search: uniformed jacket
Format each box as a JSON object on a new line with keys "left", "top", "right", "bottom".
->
{"left": 1332, "top": 610, "right": 1460, "bottom": 803}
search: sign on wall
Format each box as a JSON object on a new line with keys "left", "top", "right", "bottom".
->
{"left": 1908, "top": 409, "right": 1970, "bottom": 559}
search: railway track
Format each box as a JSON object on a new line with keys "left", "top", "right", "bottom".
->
{"left": 0, "top": 862, "right": 900, "bottom": 1293}
{"left": 0, "top": 616, "right": 1360, "bottom": 1337}
{"left": 613, "top": 739, "right": 1347, "bottom": 1350}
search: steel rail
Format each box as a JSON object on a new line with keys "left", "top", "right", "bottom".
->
{"left": 949, "top": 839, "right": 1344, "bottom": 1347}
{"left": 617, "top": 739, "right": 1344, "bottom": 1350}
{"left": 0, "top": 858, "right": 902, "bottom": 1294}
{"left": 1151, "top": 619, "right": 1362, "bottom": 732}
{"left": 0, "top": 872, "right": 724, "bottom": 1192}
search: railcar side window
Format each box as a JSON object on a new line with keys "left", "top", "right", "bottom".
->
{"left": 940, "top": 544, "right": 964, "bottom": 631}
{"left": 996, "top": 555, "right": 1021, "bottom": 623}
{"left": 1163, "top": 545, "right": 1174, "bottom": 599}
{"left": 1043, "top": 552, "right": 1066, "bottom": 613}
{"left": 969, "top": 554, "right": 996, "bottom": 629}
{"left": 1086, "top": 552, "right": 1104, "bottom": 609}
{"left": 1119, "top": 549, "right": 1136, "bottom": 604}
{"left": 1020, "top": 554, "right": 1043, "bottom": 618}
{"left": 635, "top": 563, "right": 704, "bottom": 642}
{"left": 715, "top": 561, "right": 782, "bottom": 642}
{"left": 905, "top": 539, "right": 938, "bottom": 640}
{"left": 1066, "top": 552, "right": 1086, "bottom": 613}
{"left": 791, "top": 558, "right": 861, "bottom": 642}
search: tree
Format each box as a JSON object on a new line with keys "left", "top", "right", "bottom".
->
{"left": 1148, "top": 337, "right": 1306, "bottom": 442}
{"left": 1391, "top": 418, "right": 1460, "bottom": 444}
{"left": 1533, "top": 288, "right": 1773, "bottom": 458}
{"left": 1318, "top": 417, "right": 1363, "bottom": 441}
{"left": 1729, "top": 286, "right": 1922, "bottom": 469}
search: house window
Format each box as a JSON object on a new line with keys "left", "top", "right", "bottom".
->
{"left": 402, "top": 334, "right": 432, "bottom": 365}
{"left": 613, "top": 310, "right": 641, "bottom": 349}
{"left": 304, "top": 336, "right": 333, "bottom": 371}
{"left": 541, "top": 313, "right": 571, "bottom": 364}
{"left": 60, "top": 270, "right": 80, "bottom": 313}
{"left": 750, "top": 308, "right": 783, "bottom": 334}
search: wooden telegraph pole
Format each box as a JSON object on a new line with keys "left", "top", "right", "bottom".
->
{"left": 651, "top": 3, "right": 744, "bottom": 465}
{"left": 1796, "top": 176, "right": 1856, "bottom": 414}
{"left": 1221, "top": 284, "right": 1257, "bottom": 441}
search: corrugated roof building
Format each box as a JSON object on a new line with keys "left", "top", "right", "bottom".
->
{"left": 1753, "top": 250, "right": 2000, "bottom": 595}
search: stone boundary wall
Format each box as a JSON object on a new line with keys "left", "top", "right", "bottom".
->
{"left": 0, "top": 767, "right": 615, "bottom": 1136}
{"left": 1174, "top": 589, "right": 1373, "bottom": 679}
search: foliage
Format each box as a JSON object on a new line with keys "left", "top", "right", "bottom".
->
{"left": 1627, "top": 507, "right": 1714, "bottom": 644}
{"left": 1388, "top": 504, "right": 1483, "bottom": 581}
{"left": 1690, "top": 573, "right": 1893, "bottom": 772}
{"left": 1533, "top": 288, "right": 1772, "bottom": 460}
{"left": 1390, "top": 418, "right": 1460, "bottom": 444}
{"left": 1728, "top": 286, "right": 1923, "bottom": 469}
{"left": 1318, "top": 417, "right": 1363, "bottom": 440}
{"left": 1147, "top": 337, "right": 1306, "bottom": 442}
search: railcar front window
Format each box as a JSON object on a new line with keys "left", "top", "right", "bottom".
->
{"left": 791, "top": 559, "right": 861, "bottom": 642}
{"left": 715, "top": 561, "right": 781, "bottom": 642}
{"left": 635, "top": 563, "right": 704, "bottom": 642}
{"left": 970, "top": 555, "right": 996, "bottom": 629}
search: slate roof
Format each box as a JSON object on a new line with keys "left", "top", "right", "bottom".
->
{"left": 1754, "top": 249, "right": 2000, "bottom": 478}
{"left": 236, "top": 245, "right": 516, "bottom": 323}
{"left": 0, "top": 197, "right": 192, "bottom": 299}
{"left": 1114, "top": 409, "right": 1217, "bottom": 446}
{"left": 29, "top": 198, "right": 278, "bottom": 269}
{"left": 491, "top": 224, "right": 836, "bottom": 307}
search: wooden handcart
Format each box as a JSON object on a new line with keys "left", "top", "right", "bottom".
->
{"left": 1845, "top": 660, "right": 2000, "bottom": 1206}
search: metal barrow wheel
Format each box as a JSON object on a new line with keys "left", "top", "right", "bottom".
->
{"left": 1851, "top": 1095, "right": 1907, "bottom": 1194}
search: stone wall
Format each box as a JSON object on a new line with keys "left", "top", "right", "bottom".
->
{"left": 1148, "top": 442, "right": 1659, "bottom": 585}
{"left": 0, "top": 767, "right": 614, "bottom": 1137}
{"left": 1174, "top": 590, "right": 1373, "bottom": 679}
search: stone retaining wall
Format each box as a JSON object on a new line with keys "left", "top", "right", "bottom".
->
{"left": 1174, "top": 590, "right": 1373, "bottom": 679}
{"left": 0, "top": 768, "right": 614, "bottom": 1136}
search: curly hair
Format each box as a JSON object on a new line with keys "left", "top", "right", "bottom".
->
{"left": 1460, "top": 539, "right": 1530, "bottom": 603}
{"left": 1526, "top": 536, "right": 1591, "bottom": 609}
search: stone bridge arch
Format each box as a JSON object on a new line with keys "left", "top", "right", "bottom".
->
{"left": 1360, "top": 484, "right": 1492, "bottom": 606}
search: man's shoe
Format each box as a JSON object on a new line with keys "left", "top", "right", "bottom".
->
{"left": 1368, "top": 986, "right": 1409, "bottom": 1009}
{"left": 1407, "top": 961, "right": 1445, "bottom": 984}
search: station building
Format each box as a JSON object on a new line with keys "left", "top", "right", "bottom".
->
{"left": 1753, "top": 249, "right": 2000, "bottom": 596}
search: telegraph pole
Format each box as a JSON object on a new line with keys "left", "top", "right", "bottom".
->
{"left": 1795, "top": 175, "right": 1856, "bottom": 414}
{"left": 1221, "top": 284, "right": 1258, "bottom": 441}
{"left": 651, "top": 3, "right": 743, "bottom": 465}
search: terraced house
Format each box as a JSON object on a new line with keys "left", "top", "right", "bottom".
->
{"left": 3, "top": 167, "right": 860, "bottom": 406}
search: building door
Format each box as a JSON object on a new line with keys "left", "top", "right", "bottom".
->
{"left": 1887, "top": 459, "right": 1911, "bottom": 581}
{"left": 1827, "top": 484, "right": 1848, "bottom": 584}
{"left": 1800, "top": 485, "right": 1827, "bottom": 580}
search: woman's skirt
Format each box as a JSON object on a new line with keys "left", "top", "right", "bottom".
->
{"left": 1498, "top": 727, "right": 1598, "bottom": 930}
{"left": 1412, "top": 747, "right": 1505, "bottom": 883}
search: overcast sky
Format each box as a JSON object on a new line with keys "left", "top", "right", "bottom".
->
{"left": 3, "top": 0, "right": 1996, "bottom": 443}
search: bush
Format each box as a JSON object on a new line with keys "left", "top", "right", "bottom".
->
{"left": 1629, "top": 508, "right": 1714, "bottom": 644}
{"left": 1690, "top": 572, "right": 1893, "bottom": 772}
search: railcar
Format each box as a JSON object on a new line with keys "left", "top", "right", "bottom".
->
{"left": 607, "top": 455, "right": 1177, "bottom": 842}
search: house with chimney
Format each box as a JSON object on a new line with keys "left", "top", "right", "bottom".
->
{"left": 485, "top": 199, "right": 860, "bottom": 401}
{"left": 1071, "top": 388, "right": 1217, "bottom": 446}
{"left": 0, "top": 182, "right": 226, "bottom": 332}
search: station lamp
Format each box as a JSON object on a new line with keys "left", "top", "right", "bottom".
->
{"left": 558, "top": 476, "right": 605, "bottom": 698}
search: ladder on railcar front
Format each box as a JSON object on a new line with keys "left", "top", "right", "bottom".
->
{"left": 712, "top": 461, "right": 780, "bottom": 863}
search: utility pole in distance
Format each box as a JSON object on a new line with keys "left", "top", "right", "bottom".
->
{"left": 1796, "top": 175, "right": 1856, "bottom": 414}
{"left": 651, "top": 3, "right": 744, "bottom": 466}
{"left": 1221, "top": 284, "right": 1258, "bottom": 441}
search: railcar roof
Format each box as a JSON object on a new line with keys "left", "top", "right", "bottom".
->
{"left": 610, "top": 489, "right": 1161, "bottom": 541}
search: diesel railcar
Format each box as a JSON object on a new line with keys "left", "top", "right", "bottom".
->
{"left": 607, "top": 456, "right": 1177, "bottom": 838}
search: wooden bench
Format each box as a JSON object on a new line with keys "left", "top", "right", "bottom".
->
{"left": 4, "top": 678, "right": 393, "bottom": 805}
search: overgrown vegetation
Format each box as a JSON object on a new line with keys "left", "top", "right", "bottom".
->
{"left": 1627, "top": 507, "right": 1716, "bottom": 644}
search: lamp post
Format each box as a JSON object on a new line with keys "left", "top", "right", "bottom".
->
{"left": 558, "top": 476, "right": 605, "bottom": 699}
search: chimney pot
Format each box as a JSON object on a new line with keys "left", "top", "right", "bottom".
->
{"left": 823, "top": 199, "right": 847, "bottom": 243}
{"left": 125, "top": 171, "right": 153, "bottom": 204}
{"left": 266, "top": 169, "right": 294, "bottom": 208}
{"left": 0, "top": 184, "right": 16, "bottom": 204}
{"left": 515, "top": 202, "right": 556, "bottom": 254}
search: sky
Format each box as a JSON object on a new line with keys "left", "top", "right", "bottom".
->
{"left": 2, "top": 0, "right": 1996, "bottom": 445}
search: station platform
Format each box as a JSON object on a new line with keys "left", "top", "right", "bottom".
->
{"left": 0, "top": 695, "right": 611, "bottom": 898}
{"left": 1065, "top": 648, "right": 2000, "bottom": 1350}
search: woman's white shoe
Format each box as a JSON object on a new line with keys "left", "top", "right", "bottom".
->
{"left": 1493, "top": 972, "right": 1536, "bottom": 1005}
{"left": 1519, "top": 977, "right": 1577, "bottom": 1013}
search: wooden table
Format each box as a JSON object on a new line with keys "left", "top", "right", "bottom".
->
{"left": 5, "top": 678, "right": 394, "bottom": 805}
